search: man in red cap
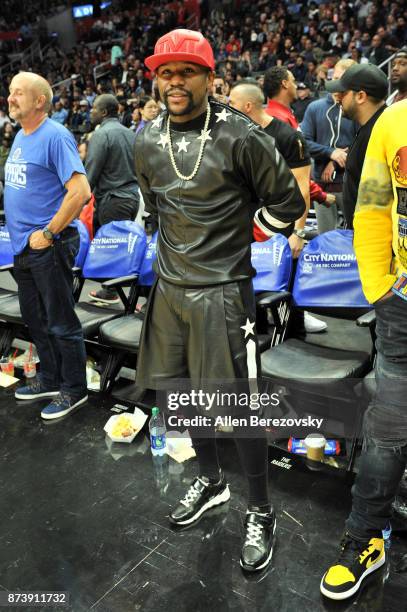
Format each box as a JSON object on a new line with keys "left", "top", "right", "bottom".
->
{"left": 135, "top": 29, "right": 305, "bottom": 573}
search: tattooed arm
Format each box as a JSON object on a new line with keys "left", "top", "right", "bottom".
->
{"left": 353, "top": 113, "right": 396, "bottom": 304}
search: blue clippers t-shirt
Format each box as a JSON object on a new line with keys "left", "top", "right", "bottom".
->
{"left": 4, "top": 118, "right": 85, "bottom": 254}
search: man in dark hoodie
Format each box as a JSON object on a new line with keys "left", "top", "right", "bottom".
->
{"left": 301, "top": 59, "right": 358, "bottom": 233}
{"left": 326, "top": 64, "right": 388, "bottom": 229}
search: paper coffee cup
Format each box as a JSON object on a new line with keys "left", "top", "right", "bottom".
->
{"left": 304, "top": 433, "right": 326, "bottom": 462}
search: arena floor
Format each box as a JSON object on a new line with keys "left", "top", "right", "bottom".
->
{"left": 1, "top": 382, "right": 406, "bottom": 612}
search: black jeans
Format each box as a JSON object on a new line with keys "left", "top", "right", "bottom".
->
{"left": 94, "top": 196, "right": 139, "bottom": 232}
{"left": 346, "top": 294, "right": 407, "bottom": 540}
{"left": 13, "top": 229, "right": 87, "bottom": 398}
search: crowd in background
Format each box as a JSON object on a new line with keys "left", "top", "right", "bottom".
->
{"left": 0, "top": 0, "right": 66, "bottom": 34}
{"left": 0, "top": 0, "right": 406, "bottom": 171}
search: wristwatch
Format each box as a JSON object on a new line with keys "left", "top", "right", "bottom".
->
{"left": 43, "top": 226, "right": 54, "bottom": 241}
{"left": 293, "top": 228, "right": 307, "bottom": 239}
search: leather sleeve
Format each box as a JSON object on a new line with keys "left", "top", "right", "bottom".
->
{"left": 134, "top": 129, "right": 158, "bottom": 226}
{"left": 238, "top": 127, "right": 306, "bottom": 240}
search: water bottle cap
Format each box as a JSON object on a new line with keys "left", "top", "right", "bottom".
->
{"left": 152, "top": 407, "right": 159, "bottom": 417}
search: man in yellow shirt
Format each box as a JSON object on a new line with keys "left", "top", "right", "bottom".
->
{"left": 321, "top": 100, "right": 407, "bottom": 600}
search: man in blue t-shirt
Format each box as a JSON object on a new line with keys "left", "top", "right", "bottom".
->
{"left": 4, "top": 72, "right": 91, "bottom": 420}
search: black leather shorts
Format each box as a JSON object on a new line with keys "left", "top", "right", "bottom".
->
{"left": 136, "top": 277, "right": 261, "bottom": 397}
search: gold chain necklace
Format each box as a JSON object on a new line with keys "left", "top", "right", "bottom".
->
{"left": 166, "top": 104, "right": 211, "bottom": 181}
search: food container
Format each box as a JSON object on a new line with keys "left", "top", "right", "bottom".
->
{"left": 104, "top": 407, "right": 148, "bottom": 443}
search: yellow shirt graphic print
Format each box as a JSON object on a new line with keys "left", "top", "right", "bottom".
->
{"left": 354, "top": 100, "right": 407, "bottom": 303}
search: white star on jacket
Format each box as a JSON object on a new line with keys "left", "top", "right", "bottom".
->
{"left": 215, "top": 108, "right": 232, "bottom": 123}
{"left": 241, "top": 318, "right": 255, "bottom": 338}
{"left": 151, "top": 115, "right": 163, "bottom": 129}
{"left": 157, "top": 133, "right": 168, "bottom": 149}
{"left": 176, "top": 136, "right": 191, "bottom": 153}
{"left": 197, "top": 128, "right": 212, "bottom": 142}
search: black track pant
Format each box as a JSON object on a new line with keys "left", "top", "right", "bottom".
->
{"left": 189, "top": 422, "right": 269, "bottom": 509}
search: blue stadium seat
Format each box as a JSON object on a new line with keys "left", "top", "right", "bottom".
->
{"left": 0, "top": 220, "right": 146, "bottom": 358}
{"left": 260, "top": 230, "right": 376, "bottom": 471}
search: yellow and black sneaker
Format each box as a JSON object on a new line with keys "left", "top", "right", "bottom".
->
{"left": 320, "top": 533, "right": 385, "bottom": 600}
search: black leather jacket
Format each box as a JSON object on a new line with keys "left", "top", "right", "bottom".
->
{"left": 135, "top": 99, "right": 305, "bottom": 287}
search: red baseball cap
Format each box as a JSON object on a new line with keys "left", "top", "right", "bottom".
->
{"left": 145, "top": 29, "right": 215, "bottom": 72}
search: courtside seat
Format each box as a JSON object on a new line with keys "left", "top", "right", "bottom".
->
{"left": 261, "top": 336, "right": 371, "bottom": 384}
{"left": 75, "top": 302, "right": 125, "bottom": 338}
{"left": 97, "top": 310, "right": 144, "bottom": 393}
{"left": 260, "top": 230, "right": 376, "bottom": 471}
{"left": 0, "top": 293, "right": 22, "bottom": 323}
{"left": 74, "top": 220, "right": 147, "bottom": 343}
{"left": 94, "top": 227, "right": 150, "bottom": 393}
{"left": 252, "top": 235, "right": 293, "bottom": 346}
{"left": 257, "top": 334, "right": 272, "bottom": 352}
{"left": 0, "top": 223, "right": 18, "bottom": 303}
{"left": 0, "top": 220, "right": 91, "bottom": 326}
{"left": 99, "top": 312, "right": 144, "bottom": 352}
{"left": 0, "top": 221, "right": 146, "bottom": 356}
{"left": 0, "top": 287, "right": 124, "bottom": 338}
{"left": 0, "top": 286, "right": 16, "bottom": 300}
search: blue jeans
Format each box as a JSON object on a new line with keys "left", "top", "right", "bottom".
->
{"left": 13, "top": 228, "right": 87, "bottom": 398}
{"left": 346, "top": 293, "right": 407, "bottom": 540}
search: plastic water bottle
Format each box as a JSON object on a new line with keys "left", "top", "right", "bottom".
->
{"left": 149, "top": 407, "right": 166, "bottom": 456}
{"left": 152, "top": 454, "right": 169, "bottom": 496}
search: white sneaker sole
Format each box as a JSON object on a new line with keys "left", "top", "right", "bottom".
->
{"left": 41, "top": 395, "right": 88, "bottom": 420}
{"left": 240, "top": 517, "right": 277, "bottom": 572}
{"left": 169, "top": 485, "right": 231, "bottom": 526}
{"left": 320, "top": 552, "right": 386, "bottom": 600}
{"left": 15, "top": 389, "right": 60, "bottom": 400}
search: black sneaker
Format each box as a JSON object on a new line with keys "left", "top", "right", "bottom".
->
{"left": 88, "top": 288, "right": 120, "bottom": 305}
{"left": 169, "top": 474, "right": 230, "bottom": 526}
{"left": 320, "top": 532, "right": 385, "bottom": 600}
{"left": 240, "top": 508, "right": 276, "bottom": 572}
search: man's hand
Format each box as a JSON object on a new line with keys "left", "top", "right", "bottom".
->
{"left": 29, "top": 230, "right": 52, "bottom": 250}
{"left": 288, "top": 233, "right": 305, "bottom": 259}
{"left": 325, "top": 193, "right": 336, "bottom": 206}
{"left": 322, "top": 192, "right": 336, "bottom": 208}
{"left": 321, "top": 161, "right": 336, "bottom": 183}
{"left": 330, "top": 147, "right": 348, "bottom": 168}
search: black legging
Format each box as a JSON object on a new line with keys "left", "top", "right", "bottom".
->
{"left": 189, "top": 419, "right": 269, "bottom": 509}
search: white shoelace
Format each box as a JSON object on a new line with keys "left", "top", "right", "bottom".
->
{"left": 245, "top": 521, "right": 264, "bottom": 547}
{"left": 180, "top": 478, "right": 207, "bottom": 507}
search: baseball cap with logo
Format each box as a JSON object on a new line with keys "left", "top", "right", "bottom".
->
{"left": 145, "top": 29, "right": 215, "bottom": 72}
{"left": 325, "top": 63, "right": 388, "bottom": 99}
